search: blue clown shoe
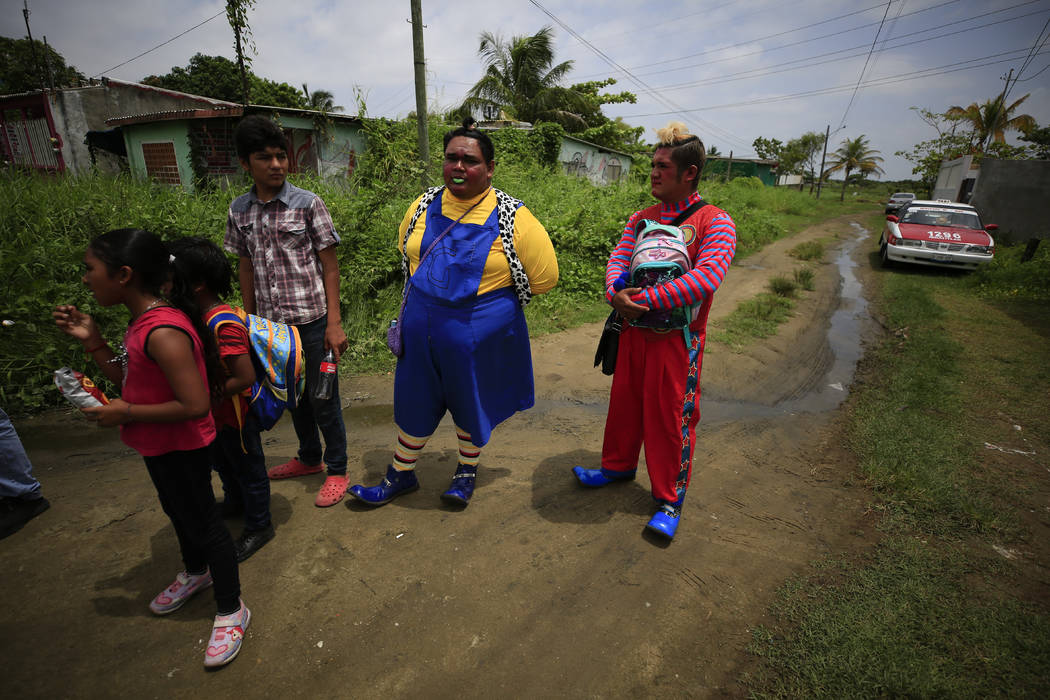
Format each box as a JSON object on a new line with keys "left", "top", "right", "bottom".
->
{"left": 347, "top": 465, "right": 419, "bottom": 506}
{"left": 645, "top": 502, "right": 682, "bottom": 540}
{"left": 440, "top": 464, "right": 477, "bottom": 506}
{"left": 572, "top": 466, "right": 637, "bottom": 488}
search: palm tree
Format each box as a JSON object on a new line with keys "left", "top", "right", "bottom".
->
{"left": 460, "top": 26, "right": 586, "bottom": 128}
{"left": 825, "top": 135, "right": 884, "bottom": 202}
{"left": 945, "top": 94, "right": 1035, "bottom": 152}
{"left": 301, "top": 83, "right": 343, "bottom": 113}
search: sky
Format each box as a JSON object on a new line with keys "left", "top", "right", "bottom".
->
{"left": 3, "top": 0, "right": 1049, "bottom": 180}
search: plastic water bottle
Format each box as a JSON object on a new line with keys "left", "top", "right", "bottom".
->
{"left": 315, "top": 348, "right": 337, "bottom": 400}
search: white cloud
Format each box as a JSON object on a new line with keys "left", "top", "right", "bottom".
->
{"left": 3, "top": 0, "right": 1047, "bottom": 178}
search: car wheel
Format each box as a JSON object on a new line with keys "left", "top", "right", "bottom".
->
{"left": 879, "top": 238, "right": 893, "bottom": 268}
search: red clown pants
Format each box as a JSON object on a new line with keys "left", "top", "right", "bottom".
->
{"left": 600, "top": 324, "right": 703, "bottom": 504}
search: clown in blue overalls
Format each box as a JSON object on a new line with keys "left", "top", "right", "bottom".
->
{"left": 348, "top": 119, "right": 559, "bottom": 508}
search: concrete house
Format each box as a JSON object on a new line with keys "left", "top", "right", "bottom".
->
{"left": 476, "top": 119, "right": 635, "bottom": 185}
{"left": 1, "top": 78, "right": 366, "bottom": 191}
{"left": 107, "top": 102, "right": 365, "bottom": 191}
{"left": 935, "top": 154, "right": 1050, "bottom": 245}
{"left": 704, "top": 156, "right": 778, "bottom": 185}
{"left": 0, "top": 78, "right": 232, "bottom": 174}
{"left": 558, "top": 134, "right": 634, "bottom": 185}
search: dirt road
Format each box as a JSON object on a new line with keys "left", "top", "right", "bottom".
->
{"left": 2, "top": 214, "right": 880, "bottom": 698}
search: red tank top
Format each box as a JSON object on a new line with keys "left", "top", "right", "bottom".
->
{"left": 120, "top": 306, "right": 216, "bottom": 456}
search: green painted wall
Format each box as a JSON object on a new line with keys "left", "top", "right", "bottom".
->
{"left": 123, "top": 120, "right": 194, "bottom": 191}
{"left": 704, "top": 159, "right": 776, "bottom": 186}
{"left": 122, "top": 115, "right": 367, "bottom": 189}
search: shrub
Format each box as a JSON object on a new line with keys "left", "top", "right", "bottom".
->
{"left": 768, "top": 275, "right": 798, "bottom": 297}
{"left": 790, "top": 240, "right": 824, "bottom": 261}
{"left": 1, "top": 118, "right": 873, "bottom": 413}
{"left": 793, "top": 267, "right": 815, "bottom": 291}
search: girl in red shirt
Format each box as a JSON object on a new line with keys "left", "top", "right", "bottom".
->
{"left": 54, "top": 228, "right": 250, "bottom": 669}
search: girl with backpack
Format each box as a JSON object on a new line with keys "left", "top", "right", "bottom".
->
{"left": 167, "top": 236, "right": 274, "bottom": 563}
{"left": 53, "top": 228, "right": 250, "bottom": 668}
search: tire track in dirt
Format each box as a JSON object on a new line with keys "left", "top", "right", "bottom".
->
{"left": 1, "top": 214, "right": 880, "bottom": 698}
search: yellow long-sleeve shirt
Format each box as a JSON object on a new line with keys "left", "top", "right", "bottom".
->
{"left": 398, "top": 188, "right": 559, "bottom": 297}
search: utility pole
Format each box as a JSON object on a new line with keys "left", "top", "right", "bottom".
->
{"left": 42, "top": 36, "right": 56, "bottom": 90}
{"left": 815, "top": 124, "right": 830, "bottom": 199}
{"left": 410, "top": 0, "right": 429, "bottom": 188}
{"left": 726, "top": 150, "right": 733, "bottom": 180}
{"left": 984, "top": 68, "right": 1014, "bottom": 154}
{"left": 22, "top": 1, "right": 44, "bottom": 91}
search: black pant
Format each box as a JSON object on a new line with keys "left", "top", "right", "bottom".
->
{"left": 144, "top": 447, "right": 240, "bottom": 614}
{"left": 212, "top": 418, "right": 272, "bottom": 532}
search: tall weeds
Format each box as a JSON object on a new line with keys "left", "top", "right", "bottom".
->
{"left": 2, "top": 124, "right": 867, "bottom": 413}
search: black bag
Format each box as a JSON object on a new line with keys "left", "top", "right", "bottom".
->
{"left": 593, "top": 199, "right": 710, "bottom": 375}
{"left": 593, "top": 310, "right": 622, "bottom": 376}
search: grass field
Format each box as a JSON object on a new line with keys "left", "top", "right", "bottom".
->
{"left": 744, "top": 215, "right": 1050, "bottom": 697}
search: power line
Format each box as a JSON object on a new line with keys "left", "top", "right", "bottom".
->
{"left": 659, "top": 41, "right": 1037, "bottom": 95}
{"left": 836, "top": 1, "right": 893, "bottom": 131}
{"left": 526, "top": 0, "right": 753, "bottom": 148}
{"left": 90, "top": 10, "right": 226, "bottom": 79}
{"left": 572, "top": 0, "right": 972, "bottom": 82}
{"left": 647, "top": 4, "right": 1049, "bottom": 93}
{"left": 583, "top": 0, "right": 738, "bottom": 42}
{"left": 572, "top": 0, "right": 893, "bottom": 80}
{"left": 618, "top": 46, "right": 1050, "bottom": 116}
{"left": 1003, "top": 15, "right": 1050, "bottom": 98}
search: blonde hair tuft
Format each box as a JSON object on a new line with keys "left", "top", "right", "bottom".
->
{"left": 656, "top": 121, "right": 694, "bottom": 147}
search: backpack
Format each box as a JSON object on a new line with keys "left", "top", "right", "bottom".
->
{"left": 205, "top": 307, "right": 305, "bottom": 431}
{"left": 629, "top": 219, "right": 699, "bottom": 332}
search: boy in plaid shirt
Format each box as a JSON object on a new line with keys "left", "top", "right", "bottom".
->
{"left": 224, "top": 115, "right": 350, "bottom": 508}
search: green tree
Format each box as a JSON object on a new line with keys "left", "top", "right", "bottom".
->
{"left": 1019, "top": 124, "right": 1050, "bottom": 159}
{"left": 0, "top": 36, "right": 84, "bottom": 93}
{"left": 784, "top": 131, "right": 826, "bottom": 192}
{"left": 302, "top": 83, "right": 343, "bottom": 113}
{"left": 567, "top": 78, "right": 643, "bottom": 152}
{"left": 142, "top": 54, "right": 306, "bottom": 108}
{"left": 751, "top": 136, "right": 783, "bottom": 160}
{"left": 461, "top": 26, "right": 588, "bottom": 129}
{"left": 825, "top": 135, "right": 884, "bottom": 201}
{"left": 945, "top": 94, "right": 1036, "bottom": 152}
{"left": 250, "top": 78, "right": 308, "bottom": 108}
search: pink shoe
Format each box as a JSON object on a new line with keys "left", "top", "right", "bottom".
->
{"left": 315, "top": 475, "right": 349, "bottom": 507}
{"left": 204, "top": 599, "right": 251, "bottom": 668}
{"left": 149, "top": 570, "right": 213, "bottom": 615}
{"left": 267, "top": 458, "right": 323, "bottom": 480}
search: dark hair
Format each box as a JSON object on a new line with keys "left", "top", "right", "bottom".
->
{"left": 655, "top": 122, "right": 706, "bottom": 190}
{"left": 89, "top": 228, "right": 169, "bottom": 296}
{"left": 443, "top": 117, "right": 495, "bottom": 163}
{"left": 88, "top": 228, "right": 224, "bottom": 399}
{"left": 167, "top": 236, "right": 233, "bottom": 299}
{"left": 234, "top": 114, "right": 288, "bottom": 160}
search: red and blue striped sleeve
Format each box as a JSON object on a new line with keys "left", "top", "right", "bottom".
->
{"left": 636, "top": 211, "right": 736, "bottom": 310}
{"left": 604, "top": 210, "right": 644, "bottom": 303}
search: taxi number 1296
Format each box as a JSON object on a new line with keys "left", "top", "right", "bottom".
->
{"left": 926, "top": 230, "right": 962, "bottom": 241}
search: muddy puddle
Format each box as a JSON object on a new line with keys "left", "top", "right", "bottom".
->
{"left": 531, "top": 221, "right": 873, "bottom": 424}
{"left": 705, "top": 221, "right": 871, "bottom": 422}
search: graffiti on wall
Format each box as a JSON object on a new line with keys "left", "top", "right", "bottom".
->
{"left": 562, "top": 148, "right": 625, "bottom": 185}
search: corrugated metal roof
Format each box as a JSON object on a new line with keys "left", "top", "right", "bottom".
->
{"left": 106, "top": 103, "right": 364, "bottom": 127}
{"left": 106, "top": 106, "right": 243, "bottom": 126}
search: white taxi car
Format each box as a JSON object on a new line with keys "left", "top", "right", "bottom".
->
{"left": 880, "top": 200, "right": 997, "bottom": 271}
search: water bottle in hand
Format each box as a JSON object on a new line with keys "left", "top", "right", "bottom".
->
{"left": 315, "top": 348, "right": 337, "bottom": 400}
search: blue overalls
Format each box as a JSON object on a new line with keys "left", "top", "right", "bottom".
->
{"left": 393, "top": 194, "right": 534, "bottom": 447}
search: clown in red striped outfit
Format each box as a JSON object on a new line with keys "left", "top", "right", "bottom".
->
{"left": 574, "top": 122, "right": 737, "bottom": 540}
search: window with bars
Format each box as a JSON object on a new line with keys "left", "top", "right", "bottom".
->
{"left": 141, "top": 142, "right": 181, "bottom": 185}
